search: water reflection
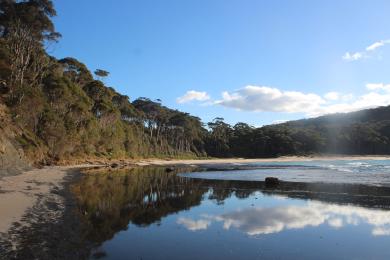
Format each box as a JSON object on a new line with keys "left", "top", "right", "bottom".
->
{"left": 177, "top": 201, "right": 390, "bottom": 236}
{"left": 71, "top": 166, "right": 390, "bottom": 259}
{"left": 72, "top": 167, "right": 207, "bottom": 243}
{"left": 176, "top": 217, "right": 211, "bottom": 231}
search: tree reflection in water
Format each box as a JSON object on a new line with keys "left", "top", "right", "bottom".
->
{"left": 71, "top": 166, "right": 390, "bottom": 247}
{"left": 71, "top": 167, "right": 209, "bottom": 243}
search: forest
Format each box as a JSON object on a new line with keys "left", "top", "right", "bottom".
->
{"left": 1, "top": 0, "right": 390, "bottom": 166}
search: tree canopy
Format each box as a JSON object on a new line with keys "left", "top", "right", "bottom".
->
{"left": 94, "top": 69, "right": 109, "bottom": 80}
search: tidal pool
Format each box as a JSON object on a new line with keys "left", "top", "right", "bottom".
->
{"left": 71, "top": 166, "right": 390, "bottom": 260}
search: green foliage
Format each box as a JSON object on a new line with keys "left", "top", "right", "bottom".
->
{"left": 204, "top": 112, "right": 390, "bottom": 158}
{"left": 0, "top": 0, "right": 210, "bottom": 163}
{"left": 0, "top": 0, "right": 60, "bottom": 41}
{"left": 58, "top": 57, "right": 93, "bottom": 85}
{"left": 94, "top": 69, "right": 109, "bottom": 80}
{"left": 2, "top": 0, "right": 390, "bottom": 165}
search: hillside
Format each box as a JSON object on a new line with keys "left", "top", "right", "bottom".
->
{"left": 0, "top": 1, "right": 208, "bottom": 169}
{"left": 1, "top": 0, "right": 390, "bottom": 173}
{"left": 276, "top": 106, "right": 390, "bottom": 155}
{"left": 285, "top": 106, "right": 390, "bottom": 127}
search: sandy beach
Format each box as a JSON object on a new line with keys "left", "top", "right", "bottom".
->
{"left": 0, "top": 164, "right": 95, "bottom": 238}
{"left": 133, "top": 155, "right": 390, "bottom": 166}
{"left": 0, "top": 166, "right": 71, "bottom": 234}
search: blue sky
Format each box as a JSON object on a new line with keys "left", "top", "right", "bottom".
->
{"left": 51, "top": 0, "right": 390, "bottom": 126}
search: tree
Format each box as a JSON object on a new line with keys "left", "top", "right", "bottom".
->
{"left": 0, "top": 0, "right": 61, "bottom": 41}
{"left": 3, "top": 19, "right": 51, "bottom": 111}
{"left": 59, "top": 57, "right": 93, "bottom": 85}
{"left": 206, "top": 118, "right": 232, "bottom": 157}
{"left": 94, "top": 69, "right": 109, "bottom": 81}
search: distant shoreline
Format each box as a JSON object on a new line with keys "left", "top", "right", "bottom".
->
{"left": 67, "top": 155, "right": 390, "bottom": 168}
{"left": 132, "top": 155, "right": 390, "bottom": 166}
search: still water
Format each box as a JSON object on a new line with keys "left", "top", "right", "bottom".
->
{"left": 71, "top": 162, "right": 390, "bottom": 259}
{"left": 183, "top": 160, "right": 390, "bottom": 186}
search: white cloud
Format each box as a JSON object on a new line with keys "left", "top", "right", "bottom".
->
{"left": 216, "top": 85, "right": 325, "bottom": 113}
{"left": 366, "top": 83, "right": 390, "bottom": 91}
{"left": 343, "top": 39, "right": 390, "bottom": 61}
{"left": 341, "top": 93, "right": 354, "bottom": 101}
{"left": 366, "top": 40, "right": 390, "bottom": 51}
{"left": 177, "top": 217, "right": 211, "bottom": 231}
{"left": 342, "top": 52, "right": 364, "bottom": 61}
{"left": 213, "top": 84, "right": 390, "bottom": 118}
{"left": 309, "top": 92, "right": 389, "bottom": 117}
{"left": 324, "top": 91, "right": 340, "bottom": 101}
{"left": 176, "top": 90, "right": 210, "bottom": 104}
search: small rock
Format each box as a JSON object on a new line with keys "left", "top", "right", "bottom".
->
{"left": 165, "top": 167, "right": 174, "bottom": 172}
{"left": 110, "top": 163, "right": 119, "bottom": 168}
{"left": 265, "top": 177, "right": 280, "bottom": 187}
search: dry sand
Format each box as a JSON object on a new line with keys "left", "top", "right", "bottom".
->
{"left": 0, "top": 165, "right": 94, "bottom": 235}
{"left": 0, "top": 166, "right": 70, "bottom": 233}
{"left": 133, "top": 155, "right": 390, "bottom": 166}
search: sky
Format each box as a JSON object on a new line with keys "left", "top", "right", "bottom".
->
{"left": 51, "top": 0, "right": 390, "bottom": 126}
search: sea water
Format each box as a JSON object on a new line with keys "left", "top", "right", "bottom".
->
{"left": 181, "top": 159, "right": 390, "bottom": 186}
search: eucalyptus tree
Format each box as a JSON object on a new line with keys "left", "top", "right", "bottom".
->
{"left": 0, "top": 0, "right": 60, "bottom": 93}
{"left": 94, "top": 69, "right": 109, "bottom": 81}
{"left": 205, "top": 118, "right": 233, "bottom": 157}
{"left": 59, "top": 58, "right": 93, "bottom": 86}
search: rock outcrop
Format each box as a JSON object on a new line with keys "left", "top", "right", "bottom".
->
{"left": 0, "top": 104, "right": 31, "bottom": 176}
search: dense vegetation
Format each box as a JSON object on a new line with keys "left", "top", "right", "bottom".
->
{"left": 1, "top": 0, "right": 390, "bottom": 165}
{"left": 205, "top": 108, "right": 390, "bottom": 158}
{"left": 0, "top": 0, "right": 208, "bottom": 164}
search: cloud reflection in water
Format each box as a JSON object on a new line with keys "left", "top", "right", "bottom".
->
{"left": 177, "top": 201, "right": 390, "bottom": 236}
{"left": 177, "top": 217, "right": 211, "bottom": 231}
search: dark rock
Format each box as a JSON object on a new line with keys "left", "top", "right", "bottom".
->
{"left": 165, "top": 167, "right": 174, "bottom": 172}
{"left": 110, "top": 163, "right": 119, "bottom": 168}
{"left": 265, "top": 177, "right": 280, "bottom": 187}
{"left": 0, "top": 83, "right": 9, "bottom": 95}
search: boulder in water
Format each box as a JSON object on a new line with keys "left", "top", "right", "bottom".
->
{"left": 111, "top": 163, "right": 119, "bottom": 168}
{"left": 165, "top": 167, "right": 175, "bottom": 172}
{"left": 265, "top": 177, "right": 280, "bottom": 187}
